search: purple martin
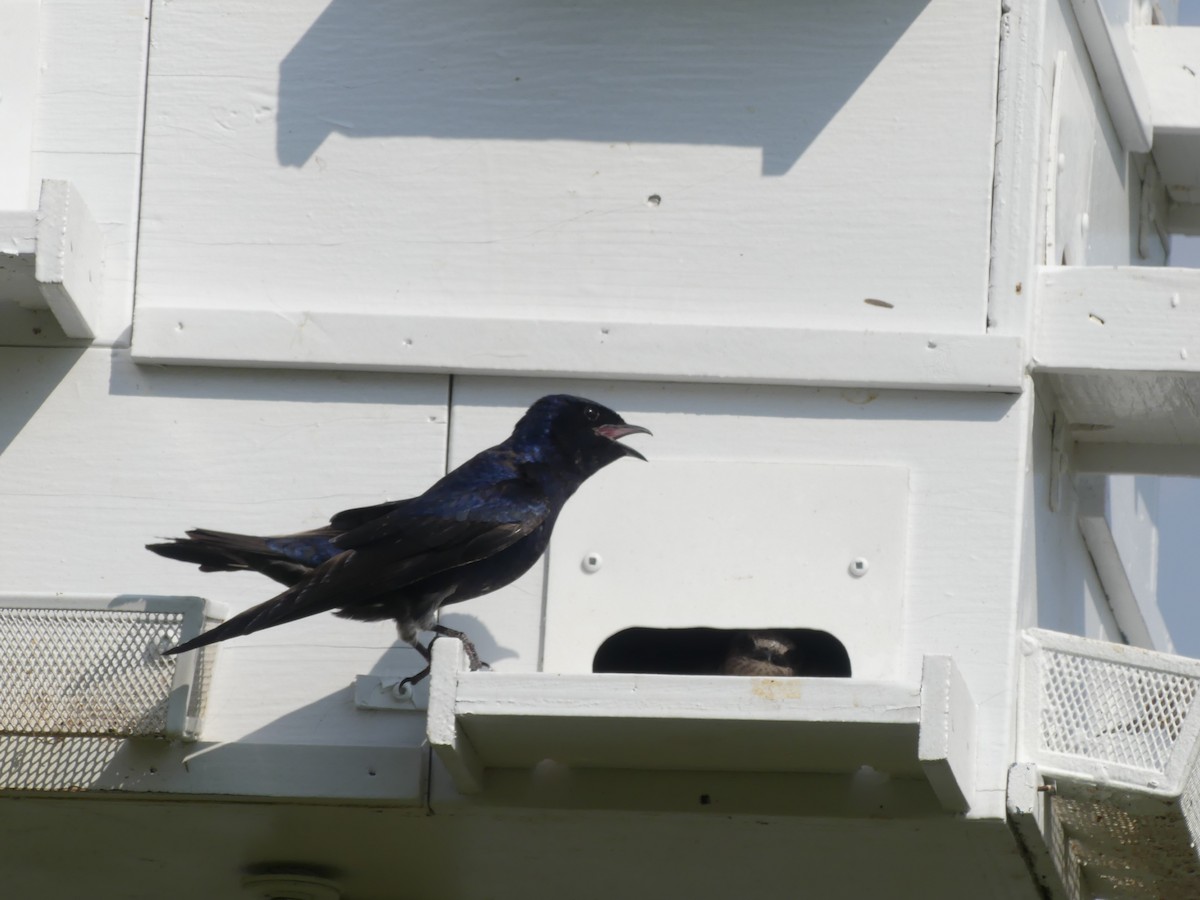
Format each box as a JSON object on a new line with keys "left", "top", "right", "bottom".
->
{"left": 148, "top": 394, "right": 649, "bottom": 686}
{"left": 720, "top": 631, "right": 802, "bottom": 677}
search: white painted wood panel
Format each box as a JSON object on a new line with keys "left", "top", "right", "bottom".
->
{"left": 544, "top": 461, "right": 908, "bottom": 681}
{"left": 1137, "top": 25, "right": 1200, "bottom": 204}
{"left": 0, "top": 1, "right": 38, "bottom": 208}
{"left": 0, "top": 795, "right": 1042, "bottom": 900}
{"left": 0, "top": 347, "right": 448, "bottom": 747}
{"left": 1076, "top": 474, "right": 1171, "bottom": 649}
{"left": 1035, "top": 267, "right": 1200, "bottom": 463}
{"left": 132, "top": 307, "right": 1026, "bottom": 391}
{"left": 1023, "top": 393, "right": 1122, "bottom": 644}
{"left": 1036, "top": 266, "right": 1200, "bottom": 375}
{"left": 1068, "top": 0, "right": 1153, "bottom": 152}
{"left": 447, "top": 376, "right": 1031, "bottom": 817}
{"left": 25, "top": 0, "right": 152, "bottom": 345}
{"left": 134, "top": 0, "right": 1001, "bottom": 371}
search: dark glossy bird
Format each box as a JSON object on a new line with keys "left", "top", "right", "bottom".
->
{"left": 148, "top": 394, "right": 650, "bottom": 686}
{"left": 720, "top": 631, "right": 802, "bottom": 677}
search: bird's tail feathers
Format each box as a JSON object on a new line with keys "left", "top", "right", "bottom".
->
{"left": 162, "top": 577, "right": 330, "bottom": 655}
{"left": 147, "top": 528, "right": 269, "bottom": 570}
{"left": 146, "top": 528, "right": 314, "bottom": 586}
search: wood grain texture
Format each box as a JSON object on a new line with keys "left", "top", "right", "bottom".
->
{"left": 1035, "top": 266, "right": 1200, "bottom": 372}
{"left": 136, "top": 0, "right": 1000, "bottom": 371}
{"left": 0, "top": 347, "right": 449, "bottom": 745}
{"left": 133, "top": 305, "right": 1026, "bottom": 390}
{"left": 26, "top": 0, "right": 153, "bottom": 345}
{"left": 448, "top": 375, "right": 1031, "bottom": 815}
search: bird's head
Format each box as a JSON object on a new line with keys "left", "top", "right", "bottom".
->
{"left": 515, "top": 394, "right": 651, "bottom": 475}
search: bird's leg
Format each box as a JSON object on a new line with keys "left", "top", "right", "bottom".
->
{"left": 431, "top": 625, "right": 491, "bottom": 672}
{"left": 397, "top": 637, "right": 432, "bottom": 689}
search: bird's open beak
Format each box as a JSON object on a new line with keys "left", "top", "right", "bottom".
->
{"left": 594, "top": 423, "right": 652, "bottom": 461}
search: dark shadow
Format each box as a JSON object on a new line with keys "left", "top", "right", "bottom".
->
{"left": 593, "top": 627, "right": 851, "bottom": 677}
{"left": 177, "top": 613, "right": 512, "bottom": 747}
{"left": 108, "top": 348, "right": 445, "bottom": 404}
{"left": 277, "top": 0, "right": 930, "bottom": 175}
{"left": 0, "top": 346, "right": 87, "bottom": 456}
{"left": 437, "top": 610, "right": 520, "bottom": 668}
{"left": 0, "top": 614, "right": 508, "bottom": 792}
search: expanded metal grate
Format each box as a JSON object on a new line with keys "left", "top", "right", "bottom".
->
{"left": 0, "top": 607, "right": 180, "bottom": 736}
{"left": 1018, "top": 629, "right": 1200, "bottom": 900}
{"left": 1039, "top": 648, "right": 1197, "bottom": 774}
{"left": 0, "top": 595, "right": 219, "bottom": 740}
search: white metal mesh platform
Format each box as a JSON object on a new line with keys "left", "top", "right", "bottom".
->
{"left": 1016, "top": 628, "right": 1200, "bottom": 899}
{"left": 0, "top": 595, "right": 222, "bottom": 741}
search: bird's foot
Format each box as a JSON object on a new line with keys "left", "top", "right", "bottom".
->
{"left": 431, "top": 625, "right": 490, "bottom": 672}
{"left": 458, "top": 640, "right": 490, "bottom": 672}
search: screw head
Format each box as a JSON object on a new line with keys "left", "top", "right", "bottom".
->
{"left": 390, "top": 681, "right": 414, "bottom": 702}
{"left": 581, "top": 552, "right": 603, "bottom": 574}
{"left": 849, "top": 557, "right": 870, "bottom": 578}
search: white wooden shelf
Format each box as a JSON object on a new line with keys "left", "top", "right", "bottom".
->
{"left": 1067, "top": 11, "right": 1200, "bottom": 225}
{"left": 427, "top": 640, "right": 975, "bottom": 812}
{"left": 131, "top": 307, "right": 1024, "bottom": 392}
{"left": 0, "top": 180, "right": 104, "bottom": 340}
{"left": 1034, "top": 265, "right": 1200, "bottom": 473}
{"left": 1069, "top": 0, "right": 1152, "bottom": 154}
{"left": 1136, "top": 26, "right": 1200, "bottom": 210}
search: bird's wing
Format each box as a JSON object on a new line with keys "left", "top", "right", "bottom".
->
{"left": 330, "top": 472, "right": 545, "bottom": 554}
{"left": 166, "top": 482, "right": 550, "bottom": 654}
{"left": 245, "top": 478, "right": 551, "bottom": 627}
{"left": 327, "top": 497, "right": 417, "bottom": 532}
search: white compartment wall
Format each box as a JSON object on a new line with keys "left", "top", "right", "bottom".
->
{"left": 1, "top": 0, "right": 1192, "bottom": 895}
{"left": 1011, "top": 0, "right": 1171, "bottom": 653}
{"left": 443, "top": 377, "right": 1030, "bottom": 809}
{"left": 0, "top": 0, "right": 1135, "bottom": 793}
{"left": 0, "top": 349, "right": 448, "bottom": 751}
{"left": 1, "top": 0, "right": 153, "bottom": 345}
{"left": 131, "top": 0, "right": 1001, "bottom": 370}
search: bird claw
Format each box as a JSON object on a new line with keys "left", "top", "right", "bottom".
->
{"left": 430, "top": 627, "right": 490, "bottom": 672}
{"left": 461, "top": 644, "right": 490, "bottom": 672}
{"left": 397, "top": 666, "right": 431, "bottom": 690}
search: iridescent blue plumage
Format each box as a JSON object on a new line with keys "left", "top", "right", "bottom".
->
{"left": 147, "top": 394, "right": 650, "bottom": 685}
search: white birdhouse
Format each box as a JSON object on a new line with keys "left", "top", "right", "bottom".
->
{"left": 3, "top": 0, "right": 1200, "bottom": 897}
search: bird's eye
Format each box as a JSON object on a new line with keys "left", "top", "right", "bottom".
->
{"left": 584, "top": 406, "right": 599, "bottom": 422}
